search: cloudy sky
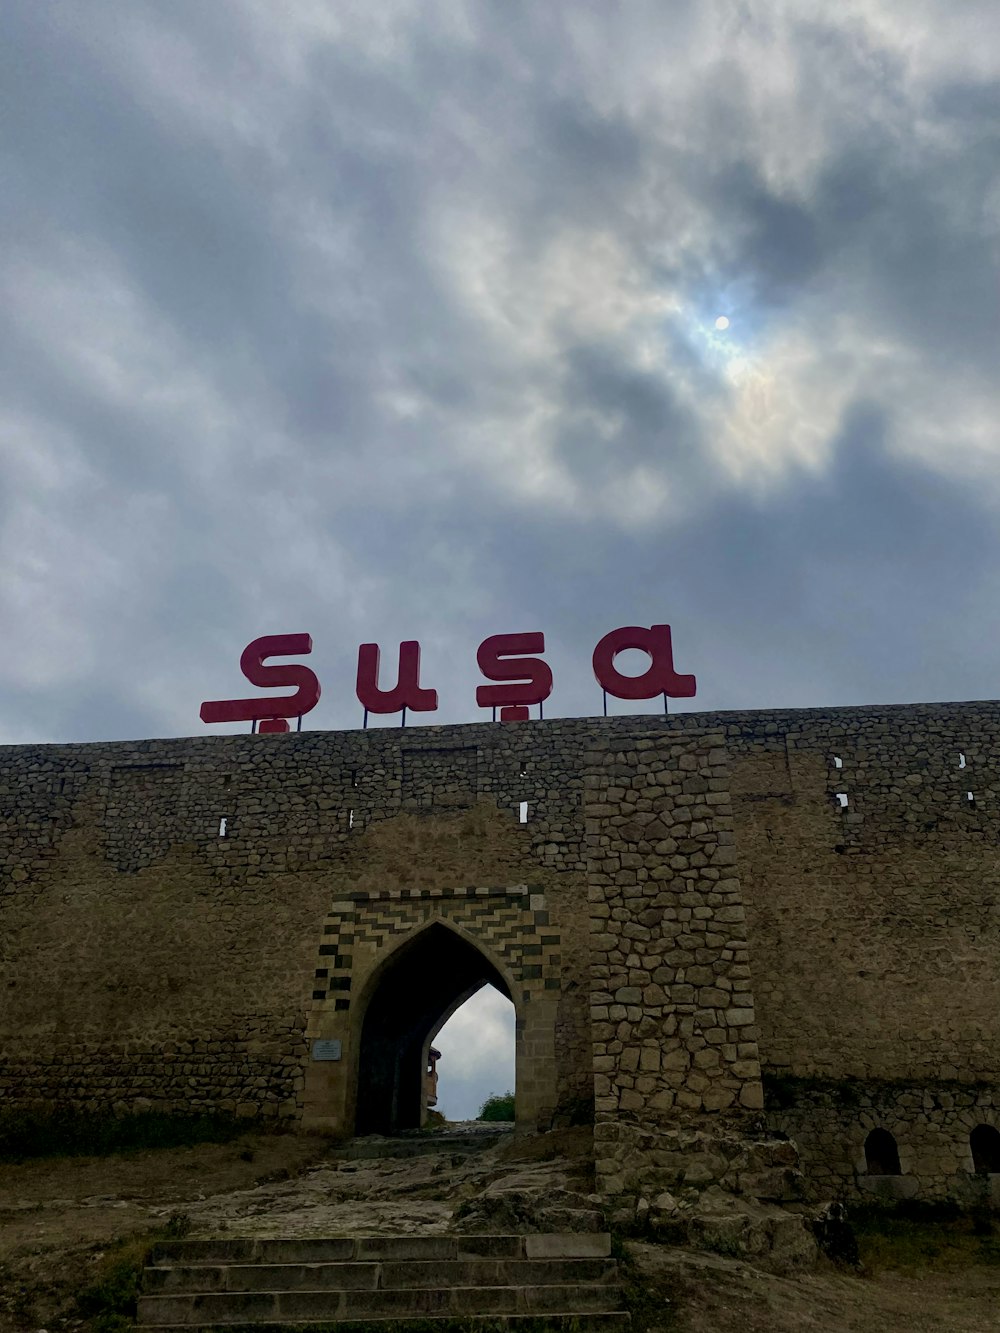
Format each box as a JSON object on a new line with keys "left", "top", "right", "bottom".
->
{"left": 434, "top": 985, "right": 514, "bottom": 1121}
{"left": 4, "top": 0, "right": 1000, "bottom": 745}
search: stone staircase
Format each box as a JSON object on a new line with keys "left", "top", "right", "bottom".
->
{"left": 138, "top": 1232, "right": 630, "bottom": 1329}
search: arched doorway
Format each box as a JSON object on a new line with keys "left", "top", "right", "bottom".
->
{"left": 431, "top": 983, "right": 516, "bottom": 1121}
{"left": 864, "top": 1128, "right": 902, "bottom": 1176}
{"left": 354, "top": 922, "right": 514, "bottom": 1136}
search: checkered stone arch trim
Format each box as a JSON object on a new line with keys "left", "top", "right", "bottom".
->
{"left": 312, "top": 884, "right": 561, "bottom": 1011}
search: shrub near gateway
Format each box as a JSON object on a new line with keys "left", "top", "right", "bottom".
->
{"left": 478, "top": 1091, "right": 515, "bottom": 1122}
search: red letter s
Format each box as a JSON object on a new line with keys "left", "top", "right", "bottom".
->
{"left": 476, "top": 632, "right": 553, "bottom": 722}
{"left": 592, "top": 624, "right": 696, "bottom": 701}
{"left": 200, "top": 634, "right": 321, "bottom": 725}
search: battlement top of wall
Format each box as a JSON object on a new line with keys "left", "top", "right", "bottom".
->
{"left": 3, "top": 697, "right": 1000, "bottom": 762}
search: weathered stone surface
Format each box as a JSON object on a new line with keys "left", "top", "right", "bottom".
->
{"left": 2, "top": 701, "right": 1000, "bottom": 1208}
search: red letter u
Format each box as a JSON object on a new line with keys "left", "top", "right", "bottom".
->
{"left": 356, "top": 641, "right": 438, "bottom": 714}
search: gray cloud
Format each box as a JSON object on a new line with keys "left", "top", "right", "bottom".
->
{"left": 434, "top": 985, "right": 515, "bottom": 1121}
{"left": 1, "top": 0, "right": 999, "bottom": 750}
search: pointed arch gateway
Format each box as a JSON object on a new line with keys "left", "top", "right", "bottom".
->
{"left": 354, "top": 920, "right": 514, "bottom": 1135}
{"left": 302, "top": 885, "right": 562, "bottom": 1137}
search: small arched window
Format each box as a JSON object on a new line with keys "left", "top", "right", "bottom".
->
{"left": 864, "top": 1128, "right": 902, "bottom": 1175}
{"left": 970, "top": 1124, "right": 1000, "bottom": 1175}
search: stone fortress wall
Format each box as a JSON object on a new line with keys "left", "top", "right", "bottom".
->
{"left": 1, "top": 701, "right": 999, "bottom": 1204}
{"left": 0, "top": 721, "right": 603, "bottom": 1135}
{"left": 722, "top": 702, "right": 1000, "bottom": 1202}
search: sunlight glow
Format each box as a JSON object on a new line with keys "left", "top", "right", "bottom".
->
{"left": 715, "top": 315, "right": 730, "bottom": 330}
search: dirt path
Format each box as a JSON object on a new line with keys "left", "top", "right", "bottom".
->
{"left": 0, "top": 1131, "right": 329, "bottom": 1254}
{"left": 2, "top": 1128, "right": 998, "bottom": 1333}
{"left": 0, "top": 1131, "right": 329, "bottom": 1332}
{"left": 631, "top": 1242, "right": 1000, "bottom": 1333}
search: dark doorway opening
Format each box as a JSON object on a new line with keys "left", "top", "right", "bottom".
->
{"left": 864, "top": 1127, "right": 902, "bottom": 1175}
{"left": 970, "top": 1124, "right": 1000, "bottom": 1175}
{"left": 355, "top": 922, "right": 512, "bottom": 1136}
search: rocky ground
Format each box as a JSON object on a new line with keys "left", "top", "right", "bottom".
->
{"left": 1, "top": 1123, "right": 998, "bottom": 1332}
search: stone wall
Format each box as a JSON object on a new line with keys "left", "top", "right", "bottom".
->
{"left": 583, "top": 727, "right": 764, "bottom": 1205}
{"left": 767, "top": 1078, "right": 1000, "bottom": 1205}
{"left": 3, "top": 700, "right": 1000, "bottom": 1204}
{"left": 719, "top": 701, "right": 1000, "bottom": 1087}
{"left": 716, "top": 700, "right": 1000, "bottom": 1204}
{"left": 0, "top": 722, "right": 603, "bottom": 1129}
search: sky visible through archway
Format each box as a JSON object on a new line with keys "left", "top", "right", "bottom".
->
{"left": 432, "top": 985, "right": 515, "bottom": 1122}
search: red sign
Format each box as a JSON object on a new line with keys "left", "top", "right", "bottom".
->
{"left": 199, "top": 625, "right": 695, "bottom": 728}
{"left": 356, "top": 641, "right": 437, "bottom": 714}
{"left": 591, "top": 624, "right": 695, "bottom": 700}
{"left": 199, "top": 635, "right": 321, "bottom": 732}
{"left": 476, "top": 632, "right": 553, "bottom": 722}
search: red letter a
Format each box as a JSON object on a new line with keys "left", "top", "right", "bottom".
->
{"left": 356, "top": 641, "right": 438, "bottom": 714}
{"left": 592, "top": 624, "right": 696, "bottom": 701}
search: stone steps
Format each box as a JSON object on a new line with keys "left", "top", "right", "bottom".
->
{"left": 145, "top": 1257, "right": 620, "bottom": 1294}
{"left": 138, "top": 1233, "right": 630, "bottom": 1329}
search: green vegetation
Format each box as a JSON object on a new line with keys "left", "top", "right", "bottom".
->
{"left": 851, "top": 1200, "right": 1000, "bottom": 1272}
{"left": 609, "top": 1232, "right": 679, "bottom": 1332}
{"left": 77, "top": 1240, "right": 149, "bottom": 1333}
{"left": 477, "top": 1091, "right": 515, "bottom": 1122}
{"left": 76, "top": 1214, "right": 190, "bottom": 1333}
{"left": 0, "top": 1107, "right": 263, "bottom": 1162}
